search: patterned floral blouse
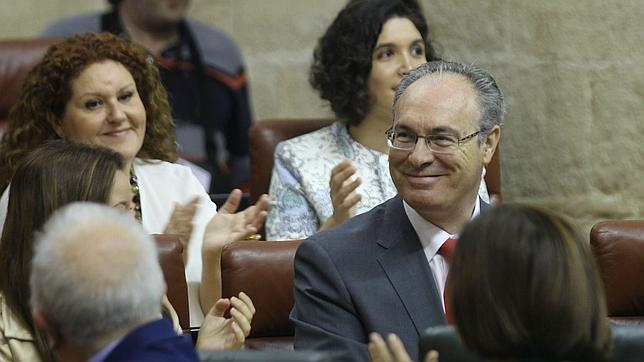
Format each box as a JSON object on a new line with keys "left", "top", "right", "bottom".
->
{"left": 265, "top": 122, "right": 489, "bottom": 241}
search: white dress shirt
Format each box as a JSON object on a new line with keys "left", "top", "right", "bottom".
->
{"left": 403, "top": 199, "right": 481, "bottom": 312}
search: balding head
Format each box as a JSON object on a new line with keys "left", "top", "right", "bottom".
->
{"left": 30, "top": 202, "right": 164, "bottom": 350}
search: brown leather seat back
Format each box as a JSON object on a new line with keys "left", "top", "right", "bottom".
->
{"left": 0, "top": 38, "right": 60, "bottom": 132}
{"left": 590, "top": 220, "right": 644, "bottom": 317}
{"left": 153, "top": 234, "right": 189, "bottom": 330}
{"left": 249, "top": 118, "right": 502, "bottom": 205}
{"left": 221, "top": 240, "right": 302, "bottom": 338}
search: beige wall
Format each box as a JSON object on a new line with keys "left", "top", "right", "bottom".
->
{"left": 1, "top": 0, "right": 642, "bottom": 232}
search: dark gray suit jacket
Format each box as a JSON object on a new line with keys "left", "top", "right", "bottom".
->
{"left": 292, "top": 195, "right": 468, "bottom": 361}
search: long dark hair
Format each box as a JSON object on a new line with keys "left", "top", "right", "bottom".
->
{"left": 0, "top": 141, "right": 123, "bottom": 360}
{"left": 310, "top": 0, "right": 439, "bottom": 126}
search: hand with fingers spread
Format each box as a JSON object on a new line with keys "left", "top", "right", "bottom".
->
{"left": 368, "top": 333, "right": 439, "bottom": 362}
{"left": 202, "top": 189, "right": 269, "bottom": 254}
{"left": 369, "top": 333, "right": 412, "bottom": 362}
{"left": 320, "top": 159, "right": 362, "bottom": 231}
{"left": 199, "top": 189, "right": 268, "bottom": 314}
{"left": 196, "top": 292, "right": 256, "bottom": 350}
{"left": 163, "top": 196, "right": 199, "bottom": 265}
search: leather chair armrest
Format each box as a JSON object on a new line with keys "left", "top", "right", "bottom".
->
{"left": 153, "top": 234, "right": 190, "bottom": 330}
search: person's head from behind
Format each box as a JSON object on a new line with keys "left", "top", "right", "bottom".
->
{"left": 0, "top": 140, "right": 130, "bottom": 361}
{"left": 450, "top": 204, "right": 611, "bottom": 361}
{"left": 30, "top": 202, "right": 165, "bottom": 359}
{"left": 109, "top": 0, "right": 190, "bottom": 29}
{"left": 310, "top": 0, "right": 438, "bottom": 126}
{"left": 388, "top": 61, "right": 502, "bottom": 230}
{"left": 0, "top": 32, "right": 176, "bottom": 190}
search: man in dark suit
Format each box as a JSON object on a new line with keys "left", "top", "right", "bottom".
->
{"left": 291, "top": 60, "right": 504, "bottom": 361}
{"left": 29, "top": 203, "right": 254, "bottom": 362}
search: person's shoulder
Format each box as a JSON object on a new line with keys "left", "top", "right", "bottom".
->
{"left": 0, "top": 291, "right": 34, "bottom": 341}
{"left": 277, "top": 122, "right": 342, "bottom": 153}
{"left": 134, "top": 158, "right": 190, "bottom": 175}
{"left": 41, "top": 13, "right": 102, "bottom": 37}
{"left": 304, "top": 198, "right": 391, "bottom": 253}
{"left": 107, "top": 319, "right": 197, "bottom": 361}
{"left": 186, "top": 19, "right": 244, "bottom": 75}
{"left": 133, "top": 158, "right": 201, "bottom": 187}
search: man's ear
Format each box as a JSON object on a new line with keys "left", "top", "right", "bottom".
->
{"left": 482, "top": 125, "right": 501, "bottom": 165}
{"left": 32, "top": 310, "right": 62, "bottom": 349}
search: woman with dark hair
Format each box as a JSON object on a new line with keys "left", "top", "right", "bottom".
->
{"left": 0, "top": 32, "right": 267, "bottom": 327}
{"left": 369, "top": 204, "right": 611, "bottom": 362}
{"left": 0, "top": 141, "right": 255, "bottom": 361}
{"left": 0, "top": 142, "right": 126, "bottom": 361}
{"left": 266, "top": 0, "right": 489, "bottom": 240}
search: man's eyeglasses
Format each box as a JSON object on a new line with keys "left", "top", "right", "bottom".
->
{"left": 385, "top": 128, "right": 483, "bottom": 154}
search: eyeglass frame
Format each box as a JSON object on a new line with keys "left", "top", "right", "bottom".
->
{"left": 385, "top": 127, "right": 485, "bottom": 154}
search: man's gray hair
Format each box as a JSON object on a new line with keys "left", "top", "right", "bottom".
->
{"left": 30, "top": 202, "right": 164, "bottom": 344}
{"left": 393, "top": 60, "right": 505, "bottom": 140}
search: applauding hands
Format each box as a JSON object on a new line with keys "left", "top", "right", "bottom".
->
{"left": 164, "top": 196, "right": 200, "bottom": 265}
{"left": 196, "top": 292, "right": 256, "bottom": 350}
{"left": 320, "top": 160, "right": 362, "bottom": 231}
{"left": 369, "top": 333, "right": 439, "bottom": 362}
{"left": 203, "top": 189, "right": 268, "bottom": 254}
{"left": 199, "top": 189, "right": 268, "bottom": 314}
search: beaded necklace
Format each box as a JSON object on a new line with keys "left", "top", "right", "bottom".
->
{"left": 129, "top": 165, "right": 142, "bottom": 222}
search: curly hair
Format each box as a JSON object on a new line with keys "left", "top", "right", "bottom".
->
{"left": 310, "top": 0, "right": 439, "bottom": 126}
{"left": 0, "top": 32, "right": 176, "bottom": 192}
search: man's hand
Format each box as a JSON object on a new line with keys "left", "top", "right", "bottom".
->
{"left": 320, "top": 160, "right": 362, "bottom": 231}
{"left": 196, "top": 292, "right": 256, "bottom": 350}
{"left": 368, "top": 333, "right": 439, "bottom": 362}
{"left": 163, "top": 196, "right": 199, "bottom": 264}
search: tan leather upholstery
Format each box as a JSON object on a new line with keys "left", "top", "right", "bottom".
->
{"left": 590, "top": 220, "right": 644, "bottom": 324}
{"left": 221, "top": 240, "right": 302, "bottom": 349}
{"left": 0, "top": 38, "right": 60, "bottom": 132}
{"left": 153, "top": 234, "right": 190, "bottom": 330}
{"left": 249, "top": 118, "right": 502, "bottom": 206}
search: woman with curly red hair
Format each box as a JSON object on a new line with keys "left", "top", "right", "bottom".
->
{"left": 0, "top": 32, "right": 268, "bottom": 328}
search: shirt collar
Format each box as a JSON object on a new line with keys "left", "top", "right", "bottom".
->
{"left": 88, "top": 336, "right": 124, "bottom": 362}
{"left": 403, "top": 198, "right": 480, "bottom": 258}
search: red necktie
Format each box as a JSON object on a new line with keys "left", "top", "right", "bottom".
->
{"left": 438, "top": 237, "right": 457, "bottom": 324}
{"left": 437, "top": 237, "right": 457, "bottom": 263}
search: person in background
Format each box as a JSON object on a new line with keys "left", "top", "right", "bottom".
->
{"left": 0, "top": 32, "right": 268, "bottom": 327}
{"left": 266, "top": 0, "right": 491, "bottom": 241}
{"left": 368, "top": 204, "right": 611, "bottom": 362}
{"left": 0, "top": 141, "right": 255, "bottom": 361}
{"left": 43, "top": 0, "right": 253, "bottom": 192}
{"left": 291, "top": 60, "right": 502, "bottom": 361}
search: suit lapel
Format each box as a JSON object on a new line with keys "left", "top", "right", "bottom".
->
{"left": 376, "top": 196, "right": 447, "bottom": 335}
